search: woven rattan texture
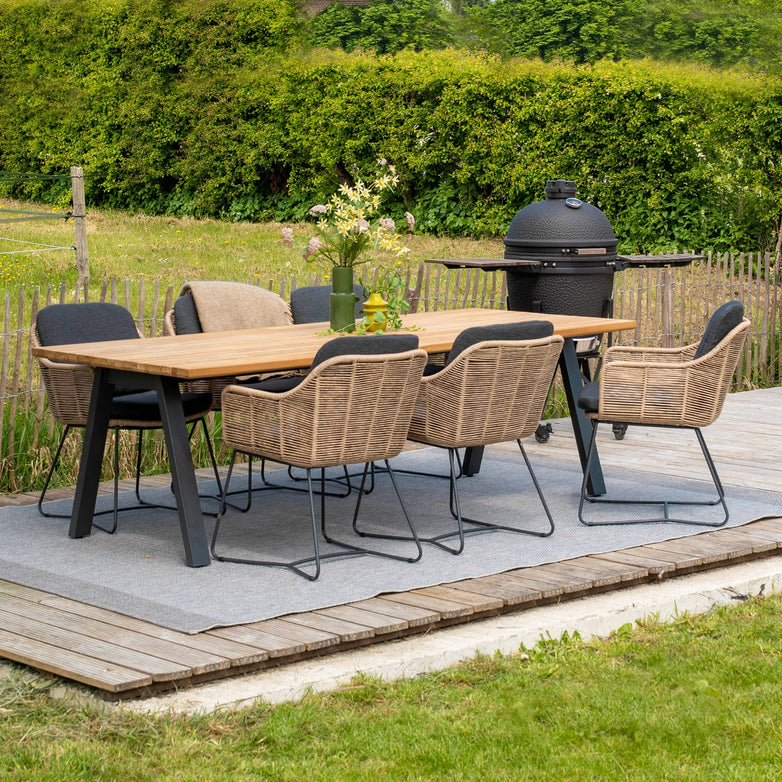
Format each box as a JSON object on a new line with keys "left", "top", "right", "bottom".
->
{"left": 221, "top": 349, "right": 428, "bottom": 469}
{"left": 594, "top": 318, "right": 751, "bottom": 427}
{"left": 407, "top": 335, "right": 564, "bottom": 449}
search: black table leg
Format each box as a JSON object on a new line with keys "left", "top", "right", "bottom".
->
{"left": 70, "top": 368, "right": 113, "bottom": 539}
{"left": 69, "top": 369, "right": 211, "bottom": 567}
{"left": 559, "top": 337, "right": 606, "bottom": 496}
{"left": 152, "top": 376, "right": 211, "bottom": 568}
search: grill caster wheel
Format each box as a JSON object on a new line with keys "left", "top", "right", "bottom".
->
{"left": 535, "top": 423, "right": 553, "bottom": 443}
{"left": 612, "top": 423, "right": 627, "bottom": 440}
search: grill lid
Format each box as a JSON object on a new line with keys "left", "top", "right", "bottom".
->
{"left": 504, "top": 180, "right": 618, "bottom": 263}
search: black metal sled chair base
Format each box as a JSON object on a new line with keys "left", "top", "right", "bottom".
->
{"left": 211, "top": 457, "right": 422, "bottom": 581}
{"left": 578, "top": 422, "right": 729, "bottom": 527}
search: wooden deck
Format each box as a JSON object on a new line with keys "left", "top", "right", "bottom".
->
{"left": 1, "top": 387, "right": 780, "bottom": 700}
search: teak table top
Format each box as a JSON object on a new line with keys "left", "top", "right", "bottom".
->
{"left": 33, "top": 308, "right": 637, "bottom": 380}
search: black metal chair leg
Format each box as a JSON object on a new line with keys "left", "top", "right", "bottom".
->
{"left": 578, "top": 423, "right": 729, "bottom": 527}
{"left": 37, "top": 425, "right": 72, "bottom": 518}
{"left": 322, "top": 461, "right": 423, "bottom": 564}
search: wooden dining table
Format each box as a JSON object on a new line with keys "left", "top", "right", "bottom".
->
{"left": 32, "top": 307, "right": 636, "bottom": 567}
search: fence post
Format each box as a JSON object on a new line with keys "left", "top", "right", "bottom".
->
{"left": 71, "top": 165, "right": 89, "bottom": 296}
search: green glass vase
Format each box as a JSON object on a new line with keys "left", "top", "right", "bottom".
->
{"left": 330, "top": 266, "right": 356, "bottom": 333}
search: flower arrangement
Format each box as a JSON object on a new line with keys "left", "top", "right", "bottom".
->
{"left": 282, "top": 159, "right": 416, "bottom": 333}
{"left": 281, "top": 160, "right": 414, "bottom": 271}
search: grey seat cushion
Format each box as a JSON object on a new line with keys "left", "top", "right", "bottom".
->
{"left": 446, "top": 320, "right": 555, "bottom": 365}
{"left": 110, "top": 391, "right": 212, "bottom": 421}
{"left": 290, "top": 284, "right": 365, "bottom": 324}
{"left": 577, "top": 380, "right": 600, "bottom": 413}
{"left": 694, "top": 300, "right": 744, "bottom": 358}
{"left": 36, "top": 302, "right": 140, "bottom": 345}
{"left": 172, "top": 295, "right": 203, "bottom": 335}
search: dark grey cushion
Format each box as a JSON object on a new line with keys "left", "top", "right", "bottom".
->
{"left": 290, "top": 284, "right": 365, "bottom": 324}
{"left": 694, "top": 300, "right": 744, "bottom": 359}
{"left": 446, "top": 320, "right": 555, "bottom": 365}
{"left": 110, "top": 390, "right": 212, "bottom": 421}
{"left": 239, "top": 375, "right": 304, "bottom": 394}
{"left": 172, "top": 295, "right": 203, "bottom": 335}
{"left": 311, "top": 334, "right": 420, "bottom": 369}
{"left": 577, "top": 381, "right": 601, "bottom": 413}
{"left": 36, "top": 302, "right": 140, "bottom": 346}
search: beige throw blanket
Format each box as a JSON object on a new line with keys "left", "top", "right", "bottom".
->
{"left": 179, "top": 281, "right": 293, "bottom": 332}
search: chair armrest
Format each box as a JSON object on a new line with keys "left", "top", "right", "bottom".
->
{"left": 602, "top": 342, "right": 698, "bottom": 365}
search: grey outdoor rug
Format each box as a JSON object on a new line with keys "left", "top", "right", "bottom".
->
{"left": 1, "top": 447, "right": 780, "bottom": 634}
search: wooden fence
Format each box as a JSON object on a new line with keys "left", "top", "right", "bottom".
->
{"left": 0, "top": 252, "right": 779, "bottom": 492}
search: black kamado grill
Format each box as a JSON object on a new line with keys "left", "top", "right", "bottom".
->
{"left": 427, "top": 179, "right": 699, "bottom": 443}
{"left": 503, "top": 179, "right": 622, "bottom": 319}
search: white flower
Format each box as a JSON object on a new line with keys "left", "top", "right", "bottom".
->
{"left": 281, "top": 227, "right": 294, "bottom": 245}
{"left": 379, "top": 217, "right": 396, "bottom": 232}
{"left": 405, "top": 212, "right": 415, "bottom": 231}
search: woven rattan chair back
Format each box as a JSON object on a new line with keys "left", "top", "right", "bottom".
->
{"left": 408, "top": 335, "right": 564, "bottom": 449}
{"left": 221, "top": 349, "right": 428, "bottom": 469}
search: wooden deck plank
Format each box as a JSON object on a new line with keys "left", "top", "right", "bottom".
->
{"left": 40, "top": 596, "right": 268, "bottom": 666}
{"left": 0, "top": 607, "right": 191, "bottom": 682}
{"left": 447, "top": 575, "right": 543, "bottom": 607}
{"left": 568, "top": 555, "right": 649, "bottom": 581}
{"left": 508, "top": 563, "right": 595, "bottom": 594}
{"left": 248, "top": 618, "right": 340, "bottom": 650}
{"left": 0, "top": 594, "right": 229, "bottom": 675}
{"left": 348, "top": 597, "right": 440, "bottom": 627}
{"left": 411, "top": 585, "right": 504, "bottom": 613}
{"left": 281, "top": 613, "right": 375, "bottom": 643}
{"left": 0, "top": 628, "right": 151, "bottom": 692}
{"left": 494, "top": 571, "right": 568, "bottom": 599}
{"left": 315, "top": 605, "right": 408, "bottom": 635}
{"left": 382, "top": 591, "right": 472, "bottom": 618}
{"left": 205, "top": 626, "right": 305, "bottom": 658}
{"left": 590, "top": 550, "right": 672, "bottom": 575}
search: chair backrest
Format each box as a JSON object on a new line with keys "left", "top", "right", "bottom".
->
{"left": 446, "top": 320, "right": 554, "bottom": 365}
{"left": 36, "top": 302, "right": 140, "bottom": 346}
{"left": 409, "top": 329, "right": 564, "bottom": 448}
{"left": 290, "top": 284, "right": 365, "bottom": 324}
{"left": 310, "top": 334, "right": 419, "bottom": 369}
{"left": 274, "top": 347, "right": 428, "bottom": 467}
{"left": 694, "top": 300, "right": 744, "bottom": 359}
{"left": 172, "top": 295, "right": 204, "bottom": 335}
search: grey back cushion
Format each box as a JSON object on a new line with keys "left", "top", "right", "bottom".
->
{"left": 290, "top": 284, "right": 365, "bottom": 324}
{"left": 173, "top": 295, "right": 203, "bottom": 335}
{"left": 311, "top": 334, "right": 419, "bottom": 369}
{"left": 447, "top": 320, "right": 555, "bottom": 364}
{"left": 36, "top": 302, "right": 140, "bottom": 346}
{"left": 694, "top": 300, "right": 744, "bottom": 359}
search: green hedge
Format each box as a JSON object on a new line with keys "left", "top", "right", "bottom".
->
{"left": 1, "top": 1, "right": 781, "bottom": 251}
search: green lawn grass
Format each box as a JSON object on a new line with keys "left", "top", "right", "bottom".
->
{"left": 2, "top": 596, "right": 782, "bottom": 781}
{"left": 0, "top": 199, "right": 505, "bottom": 290}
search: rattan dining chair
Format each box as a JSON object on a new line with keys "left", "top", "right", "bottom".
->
{"left": 577, "top": 300, "right": 750, "bottom": 526}
{"left": 211, "top": 338, "right": 428, "bottom": 580}
{"left": 34, "top": 302, "right": 217, "bottom": 533}
{"left": 403, "top": 321, "right": 563, "bottom": 554}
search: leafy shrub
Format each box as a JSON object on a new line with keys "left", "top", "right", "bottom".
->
{"left": 1, "top": 2, "right": 781, "bottom": 251}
